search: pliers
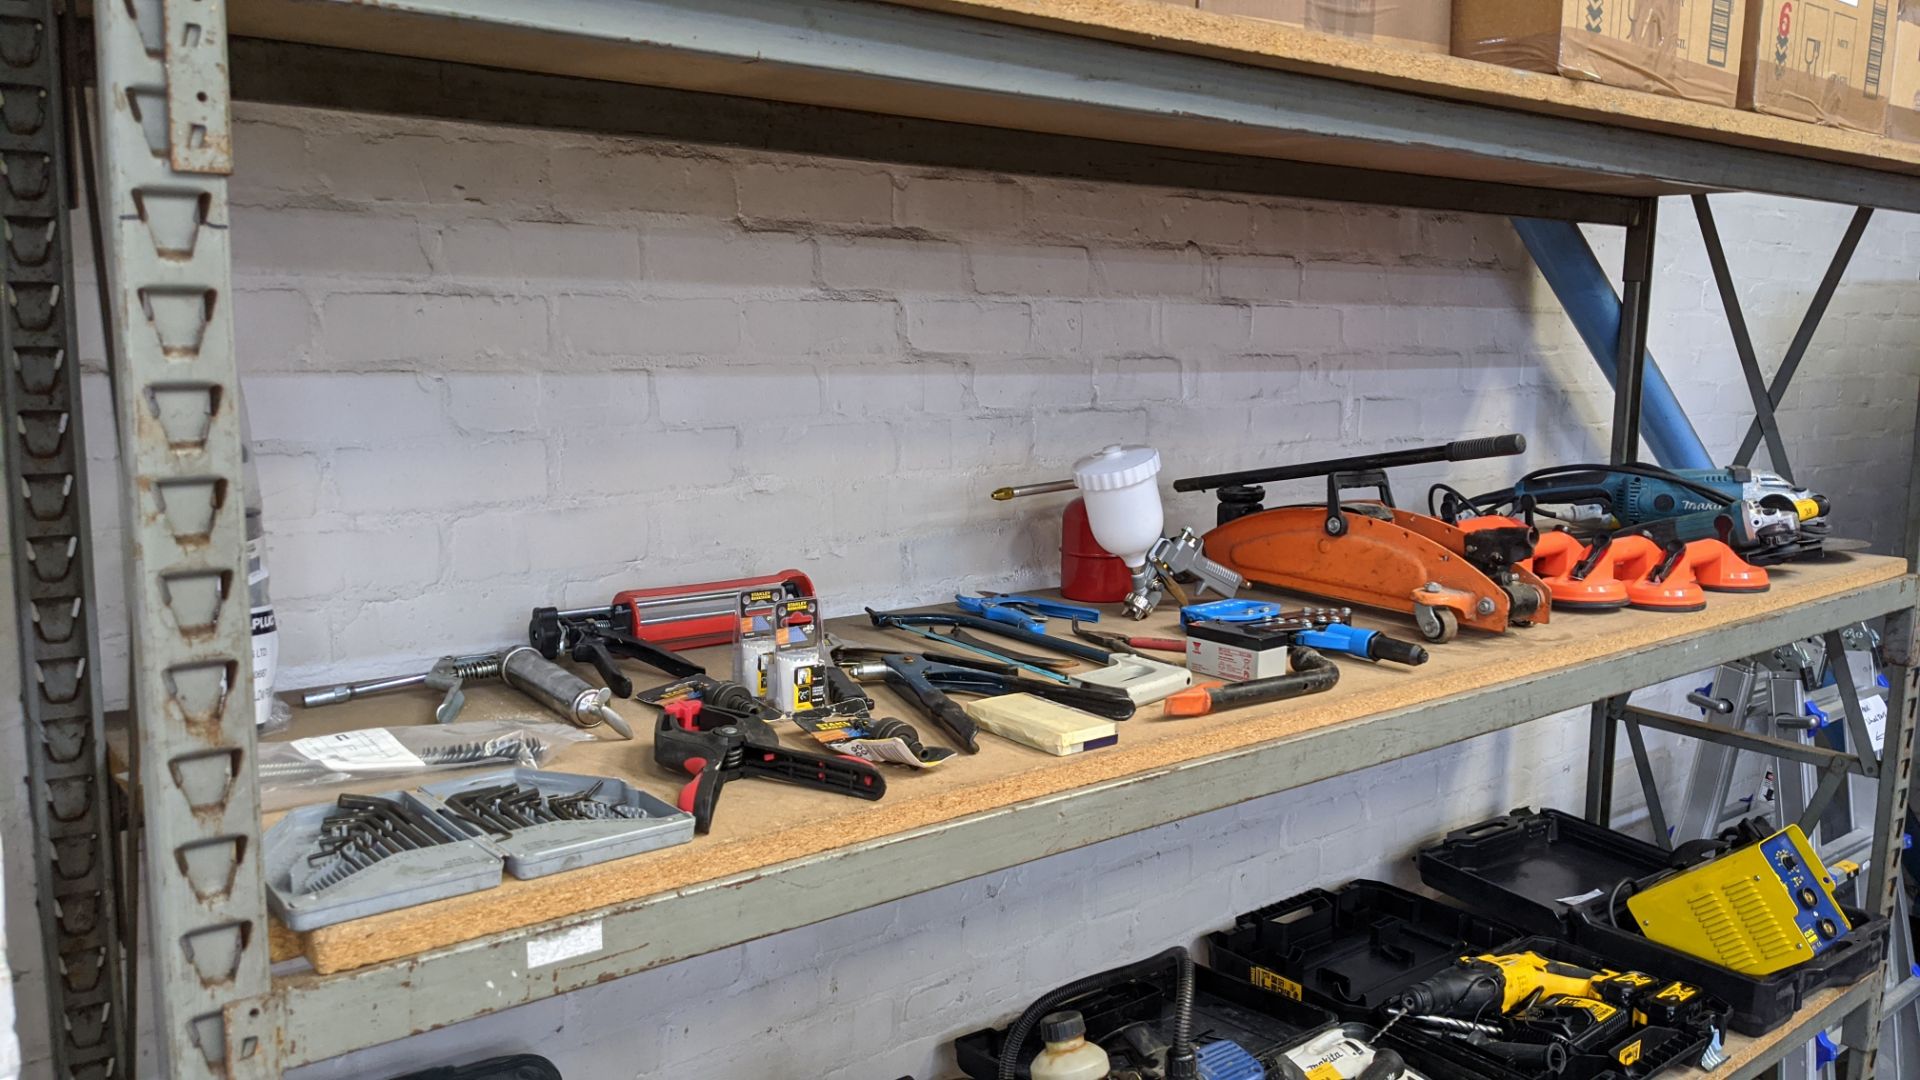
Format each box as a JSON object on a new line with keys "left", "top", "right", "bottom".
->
{"left": 643, "top": 674, "right": 884, "bottom": 833}
{"left": 1070, "top": 621, "right": 1187, "bottom": 657}
{"left": 955, "top": 593, "right": 1102, "bottom": 633}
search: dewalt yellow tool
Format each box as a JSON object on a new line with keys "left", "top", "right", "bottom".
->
{"left": 1386, "top": 951, "right": 1715, "bottom": 1073}
{"left": 1391, "top": 952, "right": 1606, "bottom": 1016}
{"left": 1626, "top": 824, "right": 1851, "bottom": 976}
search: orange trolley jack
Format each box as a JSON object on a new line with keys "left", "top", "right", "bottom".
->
{"left": 1175, "top": 436, "right": 1550, "bottom": 643}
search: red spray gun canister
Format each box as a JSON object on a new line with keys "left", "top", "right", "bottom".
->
{"left": 1059, "top": 498, "right": 1131, "bottom": 603}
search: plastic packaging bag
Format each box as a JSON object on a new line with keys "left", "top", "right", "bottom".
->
{"left": 256, "top": 719, "right": 593, "bottom": 811}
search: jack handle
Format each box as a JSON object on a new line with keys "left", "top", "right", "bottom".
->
{"left": 1172, "top": 434, "right": 1526, "bottom": 493}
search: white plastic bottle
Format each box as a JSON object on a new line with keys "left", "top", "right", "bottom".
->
{"left": 1029, "top": 1011, "right": 1110, "bottom": 1080}
{"left": 239, "top": 403, "right": 290, "bottom": 732}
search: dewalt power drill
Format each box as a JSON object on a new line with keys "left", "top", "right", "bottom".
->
{"left": 1388, "top": 952, "right": 1713, "bottom": 1074}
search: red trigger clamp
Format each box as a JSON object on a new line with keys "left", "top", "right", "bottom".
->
{"left": 662, "top": 698, "right": 704, "bottom": 731}
{"left": 643, "top": 675, "right": 886, "bottom": 834}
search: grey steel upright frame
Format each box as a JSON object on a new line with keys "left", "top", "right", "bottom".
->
{"left": 0, "top": 1, "right": 128, "bottom": 1075}
{"left": 51, "top": 0, "right": 1920, "bottom": 1073}
{"left": 1576, "top": 191, "right": 1920, "bottom": 1077}
{"left": 94, "top": 0, "right": 278, "bottom": 1076}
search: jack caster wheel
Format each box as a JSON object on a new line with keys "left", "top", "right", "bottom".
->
{"left": 1414, "top": 604, "right": 1459, "bottom": 644}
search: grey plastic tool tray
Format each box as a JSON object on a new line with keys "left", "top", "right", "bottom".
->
{"left": 265, "top": 789, "right": 503, "bottom": 932}
{"left": 420, "top": 768, "right": 695, "bottom": 879}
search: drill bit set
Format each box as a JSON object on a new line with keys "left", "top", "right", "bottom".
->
{"left": 265, "top": 769, "right": 694, "bottom": 928}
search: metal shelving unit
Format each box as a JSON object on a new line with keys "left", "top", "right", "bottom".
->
{"left": 10, "top": 0, "right": 1917, "bottom": 1074}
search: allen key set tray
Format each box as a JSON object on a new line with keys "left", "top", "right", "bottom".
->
{"left": 420, "top": 768, "right": 696, "bottom": 879}
{"left": 264, "top": 771, "right": 694, "bottom": 930}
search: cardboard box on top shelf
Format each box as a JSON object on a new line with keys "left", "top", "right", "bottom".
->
{"left": 1453, "top": 0, "right": 1748, "bottom": 106}
{"left": 1887, "top": 1, "right": 1920, "bottom": 141}
{"left": 1197, "top": 1, "right": 1453, "bottom": 53}
{"left": 1740, "top": 0, "right": 1895, "bottom": 132}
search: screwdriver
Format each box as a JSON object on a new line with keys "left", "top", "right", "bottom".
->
{"left": 1163, "top": 647, "right": 1338, "bottom": 717}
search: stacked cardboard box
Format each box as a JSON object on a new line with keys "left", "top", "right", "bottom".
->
{"left": 1197, "top": 1, "right": 1453, "bottom": 53}
{"left": 1452, "top": 0, "right": 1748, "bottom": 106}
{"left": 1740, "top": 0, "right": 1895, "bottom": 132}
{"left": 1885, "top": 1, "right": 1920, "bottom": 139}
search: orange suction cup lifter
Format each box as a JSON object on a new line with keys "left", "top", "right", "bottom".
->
{"left": 1612, "top": 534, "right": 1707, "bottom": 612}
{"left": 1685, "top": 538, "right": 1769, "bottom": 593}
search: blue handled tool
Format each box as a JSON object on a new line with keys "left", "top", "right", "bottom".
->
{"left": 1292, "top": 621, "right": 1428, "bottom": 667}
{"left": 1178, "top": 599, "right": 1285, "bottom": 627}
{"left": 955, "top": 593, "right": 1102, "bottom": 633}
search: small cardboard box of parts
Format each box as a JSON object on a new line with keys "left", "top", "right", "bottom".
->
{"left": 1197, "top": 1, "right": 1453, "bottom": 54}
{"left": 1453, "top": 0, "right": 1748, "bottom": 107}
{"left": 1740, "top": 0, "right": 1895, "bottom": 132}
{"left": 1887, "top": 1, "right": 1920, "bottom": 141}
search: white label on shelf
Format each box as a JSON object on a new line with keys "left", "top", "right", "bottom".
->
{"left": 289, "top": 728, "right": 425, "bottom": 772}
{"left": 1862, "top": 694, "right": 1888, "bottom": 753}
{"left": 527, "top": 920, "right": 602, "bottom": 969}
{"left": 1555, "top": 888, "right": 1605, "bottom": 906}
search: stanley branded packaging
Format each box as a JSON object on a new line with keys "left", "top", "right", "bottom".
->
{"left": 1453, "top": 0, "right": 1748, "bottom": 106}
{"left": 1198, "top": 1, "right": 1454, "bottom": 53}
{"left": 1887, "top": 0, "right": 1920, "bottom": 141}
{"left": 1741, "top": 0, "right": 1895, "bottom": 132}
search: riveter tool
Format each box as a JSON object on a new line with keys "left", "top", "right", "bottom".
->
{"left": 642, "top": 674, "right": 884, "bottom": 832}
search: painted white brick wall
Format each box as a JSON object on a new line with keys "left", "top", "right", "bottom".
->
{"left": 2, "top": 100, "right": 1911, "bottom": 1079}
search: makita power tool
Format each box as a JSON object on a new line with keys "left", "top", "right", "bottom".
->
{"left": 1437, "top": 463, "right": 1839, "bottom": 565}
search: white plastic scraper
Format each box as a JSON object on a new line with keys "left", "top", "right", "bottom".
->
{"left": 1077, "top": 654, "right": 1190, "bottom": 705}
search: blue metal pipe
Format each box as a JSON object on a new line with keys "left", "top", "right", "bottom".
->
{"left": 1510, "top": 218, "right": 1713, "bottom": 470}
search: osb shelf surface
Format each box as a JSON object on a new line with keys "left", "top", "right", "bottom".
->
{"left": 881, "top": 0, "right": 1920, "bottom": 175}
{"left": 252, "top": 553, "right": 1907, "bottom": 975}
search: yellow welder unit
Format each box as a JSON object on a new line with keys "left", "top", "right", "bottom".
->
{"left": 1626, "top": 825, "right": 1851, "bottom": 976}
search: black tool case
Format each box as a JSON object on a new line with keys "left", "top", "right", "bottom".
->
{"left": 1416, "top": 807, "right": 1889, "bottom": 1036}
{"left": 954, "top": 963, "right": 1337, "bottom": 1080}
{"left": 389, "top": 1056, "right": 561, "bottom": 1080}
{"left": 1205, "top": 881, "right": 1726, "bottom": 1080}
{"left": 1206, "top": 879, "right": 1519, "bottom": 1020}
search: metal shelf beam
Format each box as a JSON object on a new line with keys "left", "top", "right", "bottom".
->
{"left": 216, "top": 0, "right": 1920, "bottom": 211}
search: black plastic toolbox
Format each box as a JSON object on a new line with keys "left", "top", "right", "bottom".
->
{"left": 390, "top": 1057, "right": 560, "bottom": 1080}
{"left": 1417, "top": 807, "right": 1889, "bottom": 1037}
{"left": 1206, "top": 879, "right": 1519, "bottom": 1021}
{"left": 1206, "top": 880, "right": 1727, "bottom": 1079}
{"left": 954, "top": 962, "right": 1337, "bottom": 1080}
